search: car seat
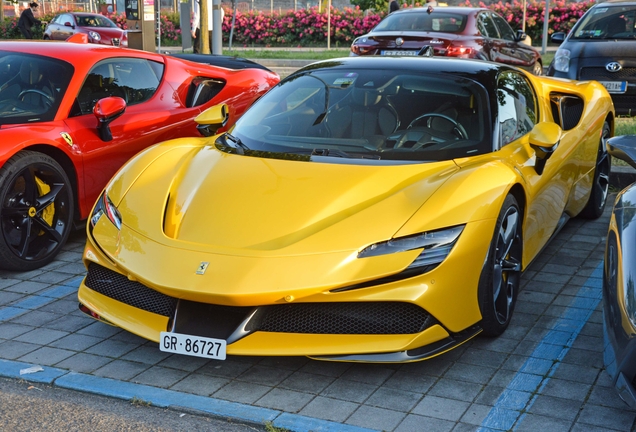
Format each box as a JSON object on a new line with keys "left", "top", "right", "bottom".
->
{"left": 0, "top": 60, "right": 54, "bottom": 110}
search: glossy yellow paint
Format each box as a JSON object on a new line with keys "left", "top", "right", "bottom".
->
{"left": 79, "top": 70, "right": 615, "bottom": 361}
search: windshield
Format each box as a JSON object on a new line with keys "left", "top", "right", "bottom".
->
{"left": 228, "top": 68, "right": 490, "bottom": 163}
{"left": 573, "top": 5, "right": 636, "bottom": 39}
{"left": 0, "top": 52, "right": 74, "bottom": 125}
{"left": 77, "top": 15, "right": 118, "bottom": 28}
{"left": 373, "top": 12, "right": 467, "bottom": 33}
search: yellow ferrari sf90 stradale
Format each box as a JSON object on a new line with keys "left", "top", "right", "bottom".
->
{"left": 78, "top": 57, "right": 614, "bottom": 363}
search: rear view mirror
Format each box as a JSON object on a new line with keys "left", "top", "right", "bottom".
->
{"left": 93, "top": 97, "right": 126, "bottom": 142}
{"left": 195, "top": 104, "right": 229, "bottom": 137}
{"left": 607, "top": 135, "right": 636, "bottom": 170}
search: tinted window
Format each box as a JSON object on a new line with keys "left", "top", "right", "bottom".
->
{"left": 230, "top": 68, "right": 490, "bottom": 163}
{"left": 0, "top": 52, "right": 74, "bottom": 125}
{"left": 491, "top": 14, "right": 516, "bottom": 40}
{"left": 573, "top": 5, "right": 636, "bottom": 39}
{"left": 74, "top": 58, "right": 164, "bottom": 116}
{"left": 76, "top": 14, "right": 117, "bottom": 28}
{"left": 497, "top": 71, "right": 537, "bottom": 146}
{"left": 373, "top": 12, "right": 467, "bottom": 33}
{"left": 477, "top": 13, "right": 499, "bottom": 38}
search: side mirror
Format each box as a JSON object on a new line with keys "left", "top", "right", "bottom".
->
{"left": 551, "top": 32, "right": 566, "bottom": 44}
{"left": 515, "top": 29, "right": 527, "bottom": 42}
{"left": 93, "top": 97, "right": 126, "bottom": 142}
{"left": 195, "top": 104, "right": 229, "bottom": 137}
{"left": 529, "top": 122, "right": 562, "bottom": 174}
{"left": 64, "top": 22, "right": 74, "bottom": 28}
{"left": 607, "top": 135, "right": 636, "bottom": 170}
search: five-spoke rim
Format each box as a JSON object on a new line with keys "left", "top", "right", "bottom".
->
{"left": 1, "top": 164, "right": 70, "bottom": 262}
{"left": 492, "top": 206, "right": 522, "bottom": 325}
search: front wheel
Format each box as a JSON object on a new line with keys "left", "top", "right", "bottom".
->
{"left": 478, "top": 194, "right": 522, "bottom": 336}
{"left": 579, "top": 121, "right": 611, "bottom": 219}
{"left": 0, "top": 151, "right": 74, "bottom": 271}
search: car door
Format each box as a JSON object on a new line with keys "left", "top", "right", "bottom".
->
{"left": 57, "top": 13, "right": 75, "bottom": 40}
{"left": 495, "top": 71, "right": 578, "bottom": 263}
{"left": 476, "top": 12, "right": 503, "bottom": 62}
{"left": 491, "top": 13, "right": 536, "bottom": 69}
{"left": 63, "top": 57, "right": 198, "bottom": 216}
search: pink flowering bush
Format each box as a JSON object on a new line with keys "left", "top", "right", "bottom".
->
{"left": 220, "top": 6, "right": 382, "bottom": 46}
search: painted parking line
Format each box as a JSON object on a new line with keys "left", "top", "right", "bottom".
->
{"left": 480, "top": 262, "right": 604, "bottom": 431}
{"left": 0, "top": 277, "right": 83, "bottom": 322}
{"left": 0, "top": 358, "right": 377, "bottom": 432}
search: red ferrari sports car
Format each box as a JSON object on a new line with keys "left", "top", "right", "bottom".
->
{"left": 0, "top": 40, "right": 279, "bottom": 271}
{"left": 350, "top": 7, "right": 543, "bottom": 75}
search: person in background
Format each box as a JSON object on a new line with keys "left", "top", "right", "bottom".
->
{"left": 191, "top": 0, "right": 225, "bottom": 54}
{"left": 390, "top": 0, "right": 400, "bottom": 13}
{"left": 18, "top": 2, "right": 46, "bottom": 39}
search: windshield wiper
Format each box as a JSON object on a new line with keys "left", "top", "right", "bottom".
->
{"left": 224, "top": 133, "right": 250, "bottom": 154}
{"left": 311, "top": 148, "right": 381, "bottom": 160}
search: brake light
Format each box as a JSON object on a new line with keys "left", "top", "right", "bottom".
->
{"left": 446, "top": 46, "right": 473, "bottom": 57}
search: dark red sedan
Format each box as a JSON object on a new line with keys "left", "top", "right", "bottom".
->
{"left": 43, "top": 13, "right": 127, "bottom": 47}
{"left": 350, "top": 7, "right": 543, "bottom": 75}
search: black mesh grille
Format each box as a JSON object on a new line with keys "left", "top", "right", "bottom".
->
{"left": 259, "top": 302, "right": 434, "bottom": 334}
{"left": 580, "top": 67, "right": 636, "bottom": 80}
{"left": 85, "top": 263, "right": 177, "bottom": 317}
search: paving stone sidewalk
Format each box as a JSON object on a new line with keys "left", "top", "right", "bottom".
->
{"left": 1, "top": 200, "right": 636, "bottom": 431}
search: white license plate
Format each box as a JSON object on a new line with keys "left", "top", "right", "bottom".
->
{"left": 160, "top": 331, "right": 226, "bottom": 360}
{"left": 381, "top": 50, "right": 418, "bottom": 56}
{"left": 599, "top": 81, "right": 627, "bottom": 93}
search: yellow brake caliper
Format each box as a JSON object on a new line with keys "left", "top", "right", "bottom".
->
{"left": 35, "top": 176, "right": 55, "bottom": 233}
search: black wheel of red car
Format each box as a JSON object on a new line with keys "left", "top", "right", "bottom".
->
{"left": 478, "top": 194, "right": 522, "bottom": 336}
{"left": 0, "top": 151, "right": 74, "bottom": 271}
{"left": 579, "top": 121, "right": 611, "bottom": 219}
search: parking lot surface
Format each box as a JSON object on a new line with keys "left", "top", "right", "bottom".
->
{"left": 1, "top": 199, "right": 636, "bottom": 431}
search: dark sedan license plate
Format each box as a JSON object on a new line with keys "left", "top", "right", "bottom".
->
{"left": 599, "top": 81, "right": 627, "bottom": 94}
{"left": 160, "top": 331, "right": 226, "bottom": 360}
{"left": 381, "top": 50, "right": 418, "bottom": 56}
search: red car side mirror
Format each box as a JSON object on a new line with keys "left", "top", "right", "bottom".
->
{"left": 93, "top": 97, "right": 126, "bottom": 142}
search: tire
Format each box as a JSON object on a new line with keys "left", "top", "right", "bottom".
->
{"left": 532, "top": 61, "right": 543, "bottom": 76}
{"left": 478, "top": 194, "right": 522, "bottom": 336}
{"left": 579, "top": 121, "right": 611, "bottom": 219}
{"left": 0, "top": 151, "right": 74, "bottom": 271}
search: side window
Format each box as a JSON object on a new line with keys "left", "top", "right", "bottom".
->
{"left": 497, "top": 71, "right": 538, "bottom": 146}
{"left": 73, "top": 58, "right": 164, "bottom": 116}
{"left": 61, "top": 14, "right": 73, "bottom": 25}
{"left": 492, "top": 14, "right": 516, "bottom": 41}
{"left": 477, "top": 13, "right": 499, "bottom": 38}
{"left": 185, "top": 77, "right": 225, "bottom": 108}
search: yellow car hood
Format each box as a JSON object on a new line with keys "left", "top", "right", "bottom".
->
{"left": 118, "top": 144, "right": 459, "bottom": 256}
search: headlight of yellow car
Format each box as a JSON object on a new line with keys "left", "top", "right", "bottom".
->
{"left": 90, "top": 191, "right": 122, "bottom": 231}
{"left": 358, "top": 225, "right": 464, "bottom": 269}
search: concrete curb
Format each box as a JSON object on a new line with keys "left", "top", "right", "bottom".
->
{"left": 0, "top": 359, "right": 377, "bottom": 432}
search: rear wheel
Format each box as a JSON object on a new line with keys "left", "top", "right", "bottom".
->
{"left": 0, "top": 151, "right": 74, "bottom": 271}
{"left": 579, "top": 121, "right": 611, "bottom": 219}
{"left": 532, "top": 61, "right": 543, "bottom": 76}
{"left": 478, "top": 194, "right": 522, "bottom": 336}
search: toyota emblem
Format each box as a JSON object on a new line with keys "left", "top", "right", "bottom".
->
{"left": 396, "top": 37, "right": 404, "bottom": 46}
{"left": 606, "top": 62, "right": 622, "bottom": 72}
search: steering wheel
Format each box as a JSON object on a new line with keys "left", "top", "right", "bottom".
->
{"left": 18, "top": 89, "right": 55, "bottom": 108}
{"left": 407, "top": 113, "right": 468, "bottom": 140}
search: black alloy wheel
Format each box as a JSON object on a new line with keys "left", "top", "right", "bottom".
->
{"left": 478, "top": 194, "right": 522, "bottom": 336}
{"left": 0, "top": 151, "right": 74, "bottom": 271}
{"left": 579, "top": 121, "right": 611, "bottom": 219}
